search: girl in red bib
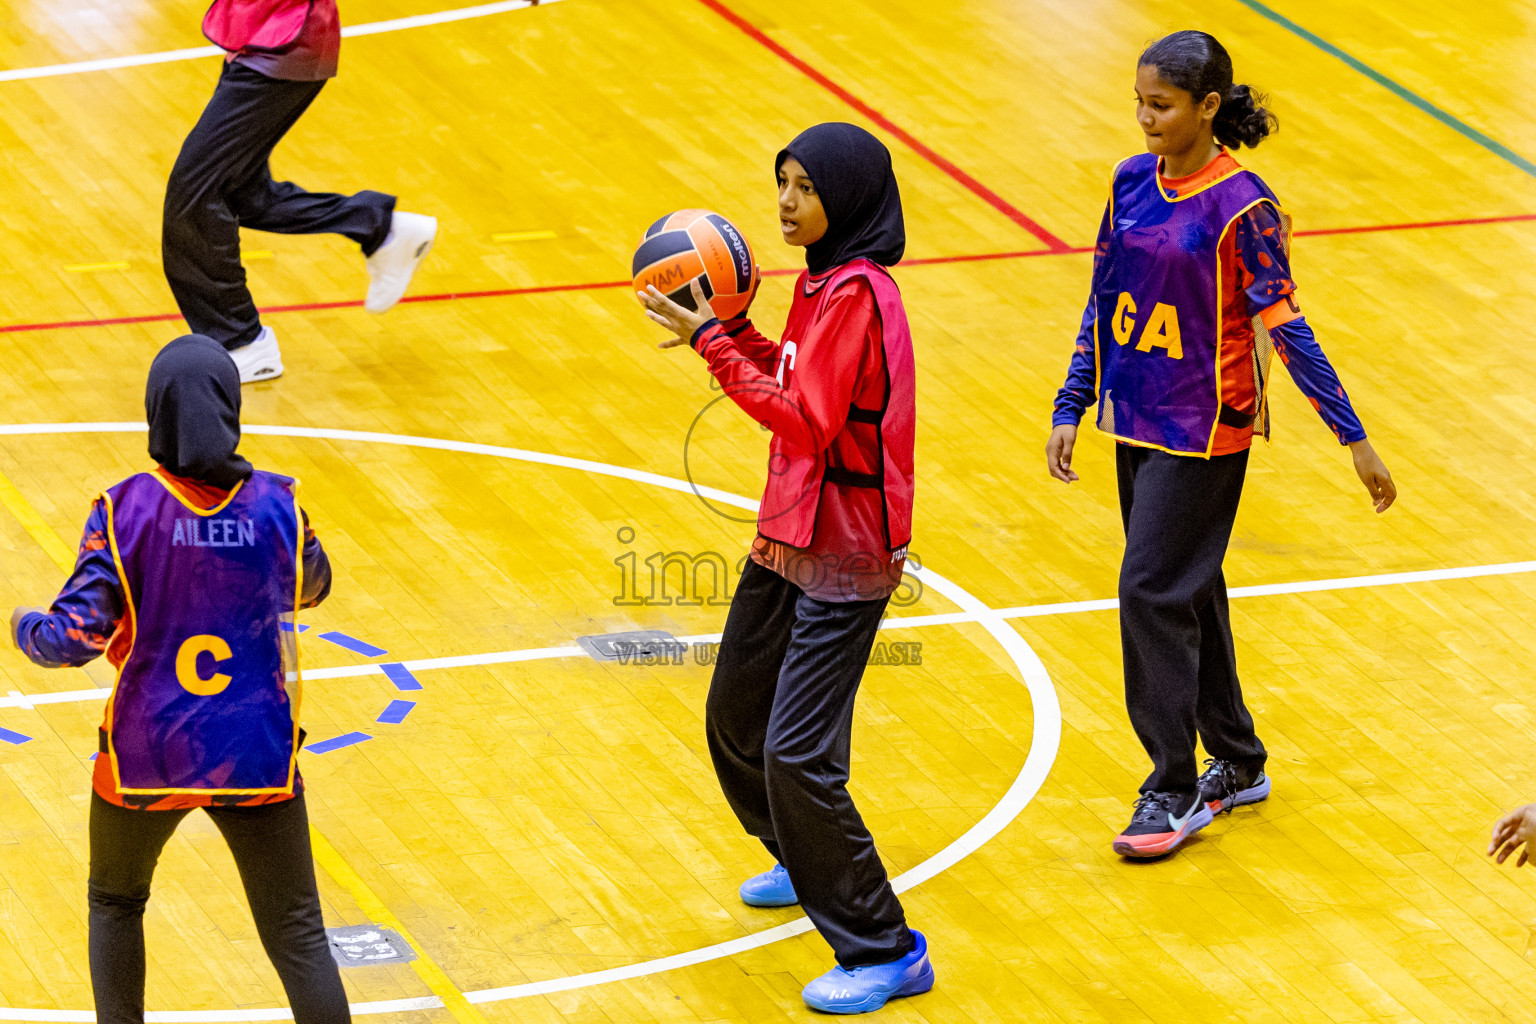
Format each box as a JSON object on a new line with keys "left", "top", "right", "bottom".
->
{"left": 639, "top": 123, "right": 933, "bottom": 1015}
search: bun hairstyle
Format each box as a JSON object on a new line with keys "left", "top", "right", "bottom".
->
{"left": 1139, "top": 30, "right": 1278, "bottom": 149}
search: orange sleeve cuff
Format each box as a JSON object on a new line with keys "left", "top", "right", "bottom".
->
{"left": 1260, "top": 294, "right": 1303, "bottom": 330}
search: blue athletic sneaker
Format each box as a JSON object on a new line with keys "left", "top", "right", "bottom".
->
{"left": 801, "top": 930, "right": 935, "bottom": 1014}
{"left": 739, "top": 863, "right": 798, "bottom": 907}
{"left": 1198, "top": 758, "right": 1271, "bottom": 815}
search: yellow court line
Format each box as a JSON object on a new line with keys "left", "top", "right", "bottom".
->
{"left": 309, "top": 828, "right": 490, "bottom": 1024}
{"left": 490, "top": 230, "right": 557, "bottom": 242}
{"left": 0, "top": 465, "right": 484, "bottom": 1024}
{"left": 0, "top": 466, "right": 117, "bottom": 691}
{"left": 0, "top": 470, "right": 79, "bottom": 572}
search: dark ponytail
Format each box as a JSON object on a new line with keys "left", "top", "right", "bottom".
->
{"left": 1213, "top": 82, "right": 1278, "bottom": 149}
{"left": 1139, "top": 30, "right": 1278, "bottom": 149}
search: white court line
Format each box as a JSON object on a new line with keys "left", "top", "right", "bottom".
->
{"left": 287, "top": 557, "right": 1536, "bottom": 683}
{"left": 0, "top": 687, "right": 110, "bottom": 709}
{"left": 0, "top": 0, "right": 563, "bottom": 83}
{"left": 462, "top": 566, "right": 1059, "bottom": 1004}
{"left": 881, "top": 559, "right": 1536, "bottom": 630}
{"left": 15, "top": 555, "right": 1532, "bottom": 703}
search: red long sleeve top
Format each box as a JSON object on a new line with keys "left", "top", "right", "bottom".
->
{"left": 692, "top": 274, "right": 906, "bottom": 603}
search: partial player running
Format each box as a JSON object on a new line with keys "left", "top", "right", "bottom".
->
{"left": 166, "top": 0, "right": 437, "bottom": 383}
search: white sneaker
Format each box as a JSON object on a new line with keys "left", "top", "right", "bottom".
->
{"left": 229, "top": 326, "right": 284, "bottom": 384}
{"left": 365, "top": 211, "right": 437, "bottom": 313}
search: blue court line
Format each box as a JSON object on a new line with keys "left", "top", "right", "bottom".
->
{"left": 376, "top": 699, "right": 416, "bottom": 725}
{"left": 1235, "top": 0, "right": 1536, "bottom": 178}
{"left": 380, "top": 663, "right": 424, "bottom": 691}
{"left": 305, "top": 732, "right": 372, "bottom": 754}
{"left": 0, "top": 728, "right": 31, "bottom": 745}
{"left": 280, "top": 622, "right": 310, "bottom": 633}
{"left": 317, "top": 631, "right": 388, "bottom": 657}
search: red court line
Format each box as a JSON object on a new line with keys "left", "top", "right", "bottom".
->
{"left": 904, "top": 247, "right": 1090, "bottom": 265}
{"left": 0, "top": 311, "right": 186, "bottom": 333}
{"left": 1294, "top": 212, "right": 1536, "bottom": 237}
{"left": 691, "top": 0, "right": 1073, "bottom": 255}
{"left": 0, "top": 281, "right": 636, "bottom": 335}
{"left": 1, "top": 212, "right": 1529, "bottom": 336}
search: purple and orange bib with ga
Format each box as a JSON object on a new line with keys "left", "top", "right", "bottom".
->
{"left": 101, "top": 470, "right": 303, "bottom": 798}
{"left": 1093, "top": 152, "right": 1285, "bottom": 455}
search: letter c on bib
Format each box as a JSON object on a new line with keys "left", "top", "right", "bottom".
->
{"left": 776, "top": 340, "right": 798, "bottom": 386}
{"left": 1112, "top": 293, "right": 1137, "bottom": 346}
{"left": 176, "top": 634, "right": 233, "bottom": 696}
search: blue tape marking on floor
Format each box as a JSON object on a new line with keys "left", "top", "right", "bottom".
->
{"left": 376, "top": 699, "right": 416, "bottom": 725}
{"left": 0, "top": 728, "right": 31, "bottom": 745}
{"left": 317, "top": 631, "right": 388, "bottom": 657}
{"left": 380, "top": 663, "right": 424, "bottom": 691}
{"left": 89, "top": 752, "right": 98, "bottom": 760}
{"left": 305, "top": 732, "right": 372, "bottom": 754}
{"left": 1235, "top": 0, "right": 1536, "bottom": 177}
{"left": 281, "top": 622, "right": 310, "bottom": 633}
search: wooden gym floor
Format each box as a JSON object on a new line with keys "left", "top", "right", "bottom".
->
{"left": 1, "top": 0, "right": 1535, "bottom": 1020}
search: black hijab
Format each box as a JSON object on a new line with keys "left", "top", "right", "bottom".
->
{"left": 145, "top": 335, "right": 253, "bottom": 489}
{"left": 776, "top": 122, "right": 905, "bottom": 274}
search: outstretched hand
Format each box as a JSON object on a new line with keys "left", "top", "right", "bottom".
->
{"left": 9, "top": 607, "right": 37, "bottom": 649}
{"left": 1490, "top": 804, "right": 1536, "bottom": 867}
{"left": 638, "top": 278, "right": 715, "bottom": 350}
{"left": 1349, "top": 439, "right": 1396, "bottom": 513}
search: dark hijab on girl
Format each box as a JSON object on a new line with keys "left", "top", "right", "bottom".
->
{"left": 145, "top": 334, "right": 253, "bottom": 489}
{"left": 776, "top": 122, "right": 905, "bottom": 273}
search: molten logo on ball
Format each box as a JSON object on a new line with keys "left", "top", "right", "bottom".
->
{"left": 632, "top": 209, "right": 759, "bottom": 319}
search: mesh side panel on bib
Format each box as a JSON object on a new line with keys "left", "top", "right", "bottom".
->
{"left": 1246, "top": 207, "right": 1292, "bottom": 442}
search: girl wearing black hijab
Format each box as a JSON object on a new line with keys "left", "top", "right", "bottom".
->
{"left": 10, "top": 335, "right": 346, "bottom": 1024}
{"left": 640, "top": 123, "right": 932, "bottom": 1014}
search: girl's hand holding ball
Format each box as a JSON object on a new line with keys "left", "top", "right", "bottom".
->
{"left": 638, "top": 278, "right": 714, "bottom": 349}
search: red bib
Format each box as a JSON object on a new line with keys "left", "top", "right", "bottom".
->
{"left": 759, "top": 259, "right": 915, "bottom": 552}
{"left": 202, "top": 0, "right": 314, "bottom": 54}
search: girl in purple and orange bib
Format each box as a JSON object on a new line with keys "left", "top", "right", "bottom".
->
{"left": 10, "top": 336, "right": 347, "bottom": 1024}
{"left": 639, "top": 123, "right": 933, "bottom": 1015}
{"left": 1046, "top": 32, "right": 1397, "bottom": 859}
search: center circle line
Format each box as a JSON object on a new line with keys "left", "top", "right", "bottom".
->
{"left": 0, "top": 421, "right": 1059, "bottom": 1020}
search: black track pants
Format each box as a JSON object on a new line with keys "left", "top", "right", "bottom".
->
{"left": 88, "top": 791, "right": 350, "bottom": 1024}
{"left": 706, "top": 559, "right": 914, "bottom": 968}
{"left": 1116, "top": 444, "right": 1268, "bottom": 795}
{"left": 163, "top": 61, "right": 394, "bottom": 348}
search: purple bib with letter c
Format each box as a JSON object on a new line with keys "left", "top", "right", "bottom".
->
{"left": 103, "top": 470, "right": 302, "bottom": 796}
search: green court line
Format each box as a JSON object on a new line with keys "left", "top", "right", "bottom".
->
{"left": 1235, "top": 0, "right": 1536, "bottom": 178}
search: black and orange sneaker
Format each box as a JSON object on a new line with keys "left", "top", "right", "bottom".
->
{"left": 1111, "top": 790, "right": 1213, "bottom": 858}
{"left": 1198, "top": 758, "right": 1271, "bottom": 815}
